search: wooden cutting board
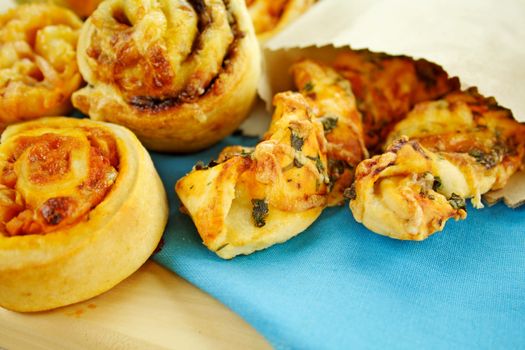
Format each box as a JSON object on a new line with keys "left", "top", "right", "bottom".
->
{"left": 0, "top": 260, "right": 270, "bottom": 349}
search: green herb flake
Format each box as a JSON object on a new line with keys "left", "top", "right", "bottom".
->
{"left": 448, "top": 193, "right": 466, "bottom": 210}
{"left": 320, "top": 116, "right": 339, "bottom": 134}
{"left": 289, "top": 128, "right": 304, "bottom": 151}
{"left": 216, "top": 243, "right": 229, "bottom": 252}
{"left": 293, "top": 157, "right": 304, "bottom": 168}
{"left": 240, "top": 148, "right": 254, "bottom": 158}
{"left": 303, "top": 81, "right": 314, "bottom": 92}
{"left": 251, "top": 199, "right": 269, "bottom": 228}
{"left": 433, "top": 176, "right": 442, "bottom": 192}
{"left": 307, "top": 154, "right": 325, "bottom": 175}
{"left": 468, "top": 149, "right": 501, "bottom": 169}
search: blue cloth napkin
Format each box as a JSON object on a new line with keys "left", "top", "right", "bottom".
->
{"left": 151, "top": 135, "right": 525, "bottom": 349}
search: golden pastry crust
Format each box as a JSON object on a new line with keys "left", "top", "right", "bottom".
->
{"left": 386, "top": 88, "right": 525, "bottom": 205}
{"left": 0, "top": 117, "right": 168, "bottom": 312}
{"left": 0, "top": 4, "right": 82, "bottom": 129}
{"left": 16, "top": 0, "right": 103, "bottom": 17}
{"left": 349, "top": 138, "right": 467, "bottom": 241}
{"left": 176, "top": 92, "right": 328, "bottom": 259}
{"left": 333, "top": 49, "right": 460, "bottom": 152}
{"left": 73, "top": 0, "right": 261, "bottom": 152}
{"left": 291, "top": 59, "right": 367, "bottom": 205}
{"left": 246, "top": 0, "right": 316, "bottom": 41}
{"left": 350, "top": 89, "right": 525, "bottom": 241}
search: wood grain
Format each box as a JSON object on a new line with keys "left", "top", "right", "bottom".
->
{"left": 0, "top": 261, "right": 270, "bottom": 350}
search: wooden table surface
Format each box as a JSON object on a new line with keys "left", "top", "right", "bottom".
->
{"left": 0, "top": 261, "right": 271, "bottom": 350}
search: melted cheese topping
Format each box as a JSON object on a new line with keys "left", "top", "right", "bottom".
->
{"left": 176, "top": 92, "right": 328, "bottom": 258}
{"left": 291, "top": 59, "right": 367, "bottom": 205}
{"left": 386, "top": 88, "right": 525, "bottom": 203}
{"left": 350, "top": 138, "right": 466, "bottom": 240}
{"left": 0, "top": 126, "right": 119, "bottom": 236}
{"left": 81, "top": 0, "right": 238, "bottom": 103}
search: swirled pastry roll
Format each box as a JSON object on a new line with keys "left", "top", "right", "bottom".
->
{"left": 0, "top": 117, "right": 168, "bottom": 312}
{"left": 246, "top": 0, "right": 316, "bottom": 41}
{"left": 16, "top": 0, "right": 103, "bottom": 17}
{"left": 291, "top": 59, "right": 367, "bottom": 206}
{"left": 349, "top": 138, "right": 467, "bottom": 240}
{"left": 0, "top": 5, "right": 82, "bottom": 129}
{"left": 350, "top": 89, "right": 525, "bottom": 240}
{"left": 333, "top": 49, "right": 460, "bottom": 152}
{"left": 176, "top": 92, "right": 329, "bottom": 258}
{"left": 73, "top": 0, "right": 261, "bottom": 152}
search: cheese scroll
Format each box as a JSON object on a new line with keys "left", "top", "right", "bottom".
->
{"left": 73, "top": 0, "right": 260, "bottom": 152}
{"left": 0, "top": 4, "right": 82, "bottom": 129}
{"left": 0, "top": 117, "right": 168, "bottom": 312}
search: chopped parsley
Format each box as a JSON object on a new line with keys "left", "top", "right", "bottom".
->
{"left": 251, "top": 199, "right": 269, "bottom": 228}
{"left": 320, "top": 115, "right": 339, "bottom": 134}
{"left": 216, "top": 243, "right": 229, "bottom": 252}
{"left": 289, "top": 128, "right": 304, "bottom": 151}
{"left": 433, "top": 176, "right": 442, "bottom": 192}
{"left": 468, "top": 149, "right": 501, "bottom": 169}
{"left": 293, "top": 157, "right": 304, "bottom": 168}
{"left": 448, "top": 193, "right": 466, "bottom": 210}
{"left": 307, "top": 154, "right": 325, "bottom": 175}
{"left": 303, "top": 81, "right": 314, "bottom": 92}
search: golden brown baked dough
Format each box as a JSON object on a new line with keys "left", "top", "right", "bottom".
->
{"left": 291, "top": 59, "right": 367, "bottom": 205}
{"left": 16, "top": 0, "right": 103, "bottom": 17}
{"left": 385, "top": 88, "right": 525, "bottom": 207}
{"left": 0, "top": 4, "right": 82, "bottom": 130}
{"left": 333, "top": 49, "right": 460, "bottom": 152}
{"left": 0, "top": 117, "right": 168, "bottom": 312}
{"left": 349, "top": 138, "right": 467, "bottom": 240}
{"left": 350, "top": 89, "right": 525, "bottom": 240}
{"left": 176, "top": 92, "right": 328, "bottom": 258}
{"left": 73, "top": 0, "right": 261, "bottom": 152}
{"left": 246, "top": 0, "right": 316, "bottom": 41}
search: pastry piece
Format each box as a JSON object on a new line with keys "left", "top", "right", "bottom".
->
{"left": 349, "top": 138, "right": 466, "bottom": 240}
{"left": 0, "top": 117, "right": 168, "bottom": 312}
{"left": 73, "top": 0, "right": 261, "bottom": 152}
{"left": 385, "top": 88, "right": 525, "bottom": 207}
{"left": 0, "top": 4, "right": 82, "bottom": 129}
{"left": 16, "top": 0, "right": 103, "bottom": 17}
{"left": 291, "top": 59, "right": 367, "bottom": 205}
{"left": 246, "top": 0, "right": 316, "bottom": 41}
{"left": 176, "top": 92, "right": 329, "bottom": 259}
{"left": 333, "top": 49, "right": 460, "bottom": 152}
{"left": 350, "top": 89, "right": 525, "bottom": 240}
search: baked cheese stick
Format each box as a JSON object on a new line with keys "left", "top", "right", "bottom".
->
{"left": 176, "top": 92, "right": 329, "bottom": 259}
{"left": 350, "top": 89, "right": 525, "bottom": 240}
{"left": 291, "top": 59, "right": 367, "bottom": 205}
